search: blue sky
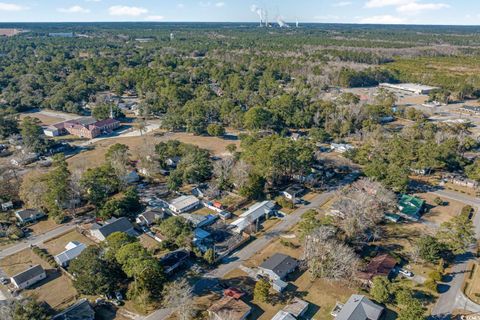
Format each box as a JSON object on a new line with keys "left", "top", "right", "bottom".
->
{"left": 0, "top": 0, "right": 479, "bottom": 25}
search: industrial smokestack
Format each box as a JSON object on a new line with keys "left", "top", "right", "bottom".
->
{"left": 250, "top": 5, "right": 264, "bottom": 27}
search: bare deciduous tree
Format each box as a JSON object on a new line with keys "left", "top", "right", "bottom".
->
{"left": 163, "top": 279, "right": 195, "bottom": 320}
{"left": 303, "top": 226, "right": 359, "bottom": 282}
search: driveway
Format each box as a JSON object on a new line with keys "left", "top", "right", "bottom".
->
{"left": 430, "top": 190, "right": 480, "bottom": 318}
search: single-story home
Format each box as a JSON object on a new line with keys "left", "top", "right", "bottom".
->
{"left": 272, "top": 311, "right": 296, "bottom": 320}
{"left": 258, "top": 253, "right": 299, "bottom": 281}
{"left": 282, "top": 185, "right": 305, "bottom": 202}
{"left": 160, "top": 248, "right": 190, "bottom": 274}
{"left": 330, "top": 143, "right": 354, "bottom": 153}
{"left": 283, "top": 298, "right": 309, "bottom": 318}
{"left": 15, "top": 209, "right": 45, "bottom": 224}
{"left": 230, "top": 201, "right": 276, "bottom": 234}
{"left": 54, "top": 241, "right": 87, "bottom": 267}
{"left": 52, "top": 298, "right": 95, "bottom": 320}
{"left": 208, "top": 296, "right": 251, "bottom": 320}
{"left": 1, "top": 201, "right": 13, "bottom": 211}
{"left": 398, "top": 194, "right": 425, "bottom": 221}
{"left": 136, "top": 208, "right": 167, "bottom": 226}
{"left": 357, "top": 253, "right": 397, "bottom": 285}
{"left": 90, "top": 217, "right": 135, "bottom": 241}
{"left": 169, "top": 195, "right": 200, "bottom": 214}
{"left": 181, "top": 213, "right": 217, "bottom": 228}
{"left": 11, "top": 264, "right": 46, "bottom": 289}
{"left": 331, "top": 295, "right": 384, "bottom": 320}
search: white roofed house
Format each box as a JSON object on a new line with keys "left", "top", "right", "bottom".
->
{"left": 54, "top": 241, "right": 87, "bottom": 267}
{"left": 10, "top": 265, "right": 46, "bottom": 290}
{"left": 230, "top": 201, "right": 276, "bottom": 234}
{"left": 169, "top": 195, "right": 200, "bottom": 214}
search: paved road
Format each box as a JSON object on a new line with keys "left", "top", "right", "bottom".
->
{"left": 143, "top": 192, "right": 334, "bottom": 320}
{"left": 144, "top": 174, "right": 358, "bottom": 320}
{"left": 431, "top": 190, "right": 480, "bottom": 318}
{"left": 0, "top": 223, "right": 76, "bottom": 260}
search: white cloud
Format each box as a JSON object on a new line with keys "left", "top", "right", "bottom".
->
{"left": 145, "top": 15, "right": 164, "bottom": 21}
{"left": 359, "top": 14, "right": 407, "bottom": 24}
{"left": 365, "top": 0, "right": 449, "bottom": 15}
{"left": 215, "top": 2, "right": 225, "bottom": 7}
{"left": 0, "top": 2, "right": 29, "bottom": 11}
{"left": 365, "top": 0, "right": 411, "bottom": 8}
{"left": 333, "top": 1, "right": 352, "bottom": 7}
{"left": 397, "top": 2, "right": 449, "bottom": 14}
{"left": 58, "top": 5, "right": 90, "bottom": 13}
{"left": 108, "top": 5, "right": 148, "bottom": 16}
{"left": 177, "top": 3, "right": 185, "bottom": 9}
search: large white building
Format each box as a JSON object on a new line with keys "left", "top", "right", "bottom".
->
{"left": 379, "top": 83, "right": 439, "bottom": 95}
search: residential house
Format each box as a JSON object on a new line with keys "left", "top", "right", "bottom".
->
{"left": 331, "top": 295, "right": 384, "bottom": 320}
{"left": 272, "top": 311, "right": 296, "bottom": 320}
{"left": 54, "top": 241, "right": 87, "bottom": 267}
{"left": 230, "top": 201, "right": 276, "bottom": 234}
{"left": 330, "top": 143, "right": 354, "bottom": 153}
{"left": 11, "top": 265, "right": 46, "bottom": 289}
{"left": 208, "top": 296, "right": 251, "bottom": 320}
{"left": 1, "top": 201, "right": 13, "bottom": 211}
{"left": 169, "top": 195, "right": 200, "bottom": 214}
{"left": 52, "top": 298, "right": 95, "bottom": 320}
{"left": 15, "top": 209, "right": 45, "bottom": 224}
{"left": 357, "top": 254, "right": 397, "bottom": 285}
{"left": 90, "top": 217, "right": 135, "bottom": 241}
{"left": 160, "top": 249, "right": 190, "bottom": 274}
{"left": 10, "top": 153, "right": 39, "bottom": 166}
{"left": 282, "top": 185, "right": 305, "bottom": 203}
{"left": 283, "top": 298, "right": 309, "bottom": 318}
{"left": 181, "top": 213, "right": 217, "bottom": 228}
{"left": 398, "top": 194, "right": 425, "bottom": 221}
{"left": 258, "top": 253, "right": 299, "bottom": 282}
{"left": 136, "top": 209, "right": 166, "bottom": 226}
{"left": 43, "top": 126, "right": 60, "bottom": 137}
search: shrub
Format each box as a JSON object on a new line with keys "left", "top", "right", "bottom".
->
{"left": 275, "top": 196, "right": 295, "bottom": 209}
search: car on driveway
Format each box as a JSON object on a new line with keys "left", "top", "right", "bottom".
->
{"left": 0, "top": 277, "right": 9, "bottom": 285}
{"left": 399, "top": 268, "right": 414, "bottom": 278}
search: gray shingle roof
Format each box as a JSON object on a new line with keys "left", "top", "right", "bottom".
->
{"left": 11, "top": 264, "right": 45, "bottom": 286}
{"left": 336, "top": 295, "right": 384, "bottom": 320}
{"left": 95, "top": 217, "right": 134, "bottom": 238}
{"left": 52, "top": 298, "right": 95, "bottom": 320}
{"left": 259, "top": 253, "right": 298, "bottom": 279}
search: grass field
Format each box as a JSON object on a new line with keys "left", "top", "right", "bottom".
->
{"left": 67, "top": 132, "right": 241, "bottom": 171}
{"left": 40, "top": 230, "right": 95, "bottom": 255}
{"left": 0, "top": 248, "right": 78, "bottom": 310}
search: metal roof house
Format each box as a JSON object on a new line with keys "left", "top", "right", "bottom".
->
{"left": 398, "top": 194, "right": 425, "bottom": 221}
{"left": 52, "top": 298, "right": 95, "bottom": 320}
{"left": 90, "top": 217, "right": 135, "bottom": 241}
{"left": 168, "top": 195, "right": 200, "bottom": 214}
{"left": 258, "top": 253, "right": 299, "bottom": 281}
{"left": 331, "top": 295, "right": 384, "bottom": 320}
{"left": 11, "top": 264, "right": 46, "bottom": 290}
{"left": 230, "top": 201, "right": 276, "bottom": 234}
{"left": 54, "top": 241, "right": 87, "bottom": 267}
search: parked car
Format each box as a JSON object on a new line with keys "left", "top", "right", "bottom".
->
{"left": 115, "top": 291, "right": 124, "bottom": 301}
{"left": 0, "top": 277, "right": 9, "bottom": 285}
{"left": 399, "top": 269, "right": 414, "bottom": 278}
{"left": 112, "top": 299, "right": 123, "bottom": 306}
